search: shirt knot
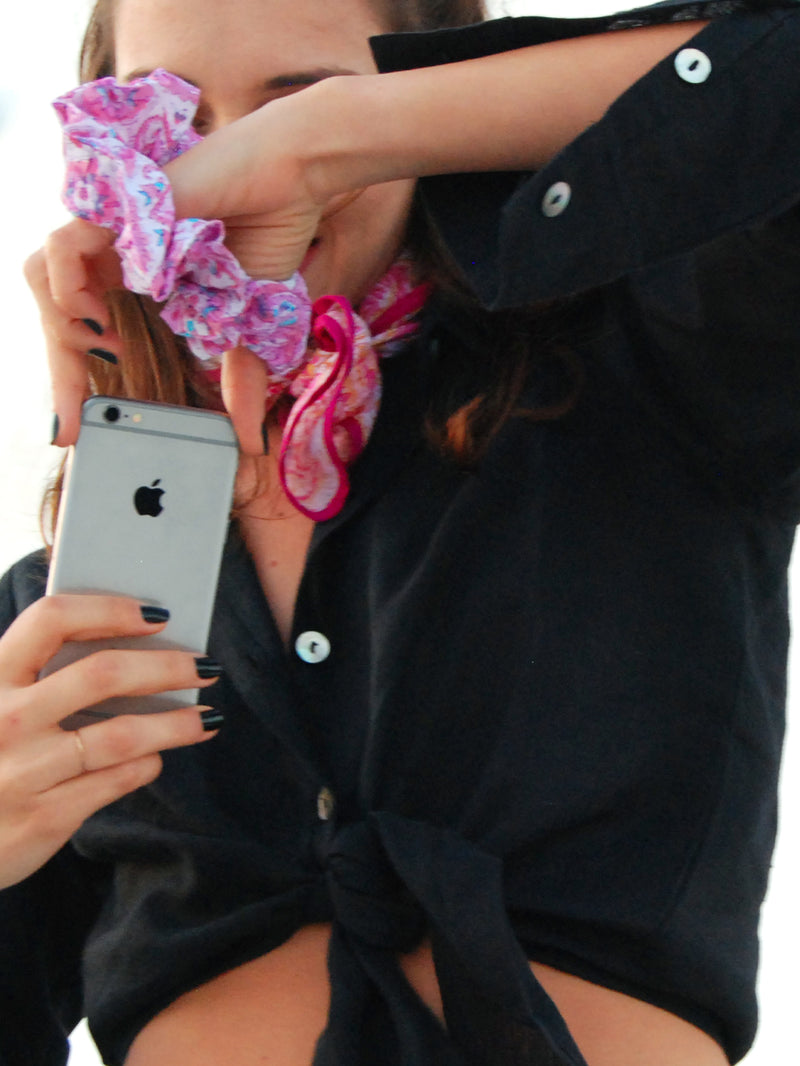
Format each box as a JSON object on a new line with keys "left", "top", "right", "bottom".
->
{"left": 321, "top": 820, "right": 426, "bottom": 952}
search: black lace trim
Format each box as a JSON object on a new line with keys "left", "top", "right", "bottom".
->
{"left": 609, "top": 0, "right": 796, "bottom": 31}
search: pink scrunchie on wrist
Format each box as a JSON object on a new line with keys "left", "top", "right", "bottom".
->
{"left": 54, "top": 68, "right": 311, "bottom": 377}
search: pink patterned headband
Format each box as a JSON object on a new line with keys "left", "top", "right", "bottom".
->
{"left": 54, "top": 70, "right": 430, "bottom": 519}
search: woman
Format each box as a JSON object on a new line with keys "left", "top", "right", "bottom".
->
{"left": 3, "top": 0, "right": 800, "bottom": 1063}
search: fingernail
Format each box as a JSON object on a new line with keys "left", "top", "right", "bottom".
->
{"left": 82, "top": 318, "right": 104, "bottom": 336}
{"left": 50, "top": 413, "right": 60, "bottom": 445}
{"left": 200, "top": 709, "right": 225, "bottom": 732}
{"left": 141, "top": 605, "right": 170, "bottom": 624}
{"left": 88, "top": 347, "right": 119, "bottom": 365}
{"left": 261, "top": 418, "right": 270, "bottom": 455}
{"left": 195, "top": 656, "right": 223, "bottom": 679}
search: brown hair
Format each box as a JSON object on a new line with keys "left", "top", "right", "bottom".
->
{"left": 45, "top": 0, "right": 578, "bottom": 537}
{"left": 78, "top": 1, "right": 488, "bottom": 82}
{"left": 369, "top": 1, "right": 485, "bottom": 32}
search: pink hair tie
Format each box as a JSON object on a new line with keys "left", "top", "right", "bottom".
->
{"left": 53, "top": 69, "right": 311, "bottom": 376}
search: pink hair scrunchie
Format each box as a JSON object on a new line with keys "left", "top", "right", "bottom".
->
{"left": 54, "top": 68, "right": 311, "bottom": 378}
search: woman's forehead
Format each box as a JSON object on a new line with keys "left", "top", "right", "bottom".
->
{"left": 114, "top": 0, "right": 387, "bottom": 83}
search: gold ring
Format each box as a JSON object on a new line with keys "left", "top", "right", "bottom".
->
{"left": 73, "top": 728, "right": 88, "bottom": 775}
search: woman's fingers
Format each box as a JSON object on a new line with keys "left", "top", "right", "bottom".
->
{"left": 0, "top": 594, "right": 170, "bottom": 687}
{"left": 27, "top": 647, "right": 220, "bottom": 731}
{"left": 11, "top": 704, "right": 215, "bottom": 797}
{"left": 223, "top": 209, "right": 320, "bottom": 282}
{"left": 25, "top": 248, "right": 91, "bottom": 445}
{"left": 42, "top": 219, "right": 121, "bottom": 321}
{"left": 24, "top": 220, "right": 125, "bottom": 446}
{"left": 68, "top": 705, "right": 217, "bottom": 774}
{"left": 221, "top": 346, "right": 270, "bottom": 455}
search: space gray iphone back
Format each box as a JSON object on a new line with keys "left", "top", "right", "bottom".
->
{"left": 45, "top": 397, "right": 238, "bottom": 727}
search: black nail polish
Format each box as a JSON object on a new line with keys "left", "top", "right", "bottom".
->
{"left": 195, "top": 657, "right": 223, "bottom": 679}
{"left": 141, "top": 605, "right": 170, "bottom": 624}
{"left": 200, "top": 709, "right": 225, "bottom": 732}
{"left": 50, "top": 414, "right": 60, "bottom": 445}
{"left": 88, "top": 347, "right": 119, "bottom": 365}
{"left": 82, "top": 318, "right": 104, "bottom": 336}
{"left": 261, "top": 418, "right": 270, "bottom": 455}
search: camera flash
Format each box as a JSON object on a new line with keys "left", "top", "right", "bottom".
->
{"left": 133, "top": 414, "right": 143, "bottom": 423}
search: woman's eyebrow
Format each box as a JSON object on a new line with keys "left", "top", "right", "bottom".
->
{"left": 265, "top": 67, "right": 359, "bottom": 88}
{"left": 120, "top": 67, "right": 359, "bottom": 88}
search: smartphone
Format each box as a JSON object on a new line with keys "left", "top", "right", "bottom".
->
{"left": 44, "top": 397, "right": 239, "bottom": 729}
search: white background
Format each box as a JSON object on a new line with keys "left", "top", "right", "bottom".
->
{"left": 0, "top": 2, "right": 795, "bottom": 1063}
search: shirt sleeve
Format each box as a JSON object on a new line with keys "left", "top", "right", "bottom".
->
{"left": 372, "top": 2, "right": 800, "bottom": 304}
{"left": 372, "top": 3, "right": 800, "bottom": 516}
{"left": 0, "top": 556, "right": 106, "bottom": 1066}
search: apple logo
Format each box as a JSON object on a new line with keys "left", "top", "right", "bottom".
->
{"left": 134, "top": 479, "right": 165, "bottom": 517}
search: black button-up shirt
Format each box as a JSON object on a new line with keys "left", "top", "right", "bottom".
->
{"left": 2, "top": 3, "right": 800, "bottom": 1064}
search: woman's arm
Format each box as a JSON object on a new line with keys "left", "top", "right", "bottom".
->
{"left": 166, "top": 22, "right": 709, "bottom": 256}
{"left": 34, "top": 18, "right": 709, "bottom": 450}
{"left": 25, "top": 17, "right": 734, "bottom": 450}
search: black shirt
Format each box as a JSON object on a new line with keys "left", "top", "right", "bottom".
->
{"left": 2, "top": 3, "right": 800, "bottom": 1064}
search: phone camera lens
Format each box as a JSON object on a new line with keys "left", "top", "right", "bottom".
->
{"left": 103, "top": 405, "right": 121, "bottom": 423}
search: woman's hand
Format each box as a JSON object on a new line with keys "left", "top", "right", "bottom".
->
{"left": 164, "top": 84, "right": 333, "bottom": 281}
{"left": 0, "top": 594, "right": 221, "bottom": 890}
{"left": 162, "top": 91, "right": 340, "bottom": 455}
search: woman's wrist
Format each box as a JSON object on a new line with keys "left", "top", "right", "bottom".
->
{"left": 297, "top": 75, "right": 396, "bottom": 204}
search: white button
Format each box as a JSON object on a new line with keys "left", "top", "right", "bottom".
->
{"left": 295, "top": 630, "right": 331, "bottom": 664}
{"left": 317, "top": 787, "right": 335, "bottom": 822}
{"left": 674, "top": 48, "right": 712, "bottom": 84}
{"left": 542, "top": 182, "right": 572, "bottom": 218}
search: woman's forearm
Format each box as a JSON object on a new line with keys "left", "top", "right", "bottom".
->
{"left": 309, "top": 21, "right": 709, "bottom": 199}
{"left": 167, "top": 19, "right": 709, "bottom": 270}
